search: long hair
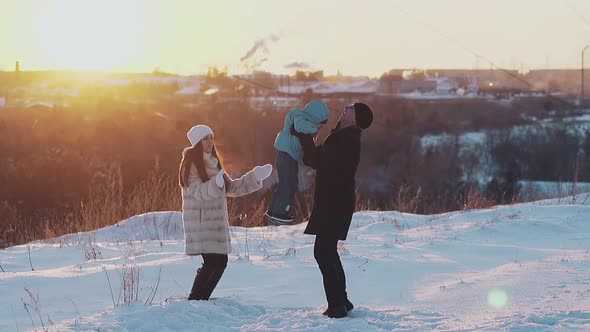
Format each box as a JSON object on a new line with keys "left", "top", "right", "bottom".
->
{"left": 179, "top": 143, "right": 227, "bottom": 188}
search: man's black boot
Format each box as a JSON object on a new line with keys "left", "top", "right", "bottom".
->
{"left": 322, "top": 305, "right": 347, "bottom": 318}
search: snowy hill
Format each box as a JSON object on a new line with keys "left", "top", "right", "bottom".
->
{"left": 1, "top": 195, "right": 590, "bottom": 331}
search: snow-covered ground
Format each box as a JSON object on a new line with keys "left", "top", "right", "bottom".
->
{"left": 421, "top": 131, "right": 487, "bottom": 151}
{"left": 394, "top": 91, "right": 481, "bottom": 100}
{"left": 419, "top": 117, "right": 590, "bottom": 190}
{"left": 1, "top": 194, "right": 590, "bottom": 331}
{"left": 520, "top": 181, "right": 590, "bottom": 200}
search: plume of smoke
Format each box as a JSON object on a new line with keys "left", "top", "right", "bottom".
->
{"left": 240, "top": 39, "right": 266, "bottom": 62}
{"left": 284, "top": 61, "right": 311, "bottom": 70}
{"left": 240, "top": 34, "right": 281, "bottom": 62}
{"left": 252, "top": 58, "right": 269, "bottom": 69}
{"left": 269, "top": 34, "right": 280, "bottom": 42}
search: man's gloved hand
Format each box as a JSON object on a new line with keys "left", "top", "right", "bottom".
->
{"left": 290, "top": 125, "right": 305, "bottom": 138}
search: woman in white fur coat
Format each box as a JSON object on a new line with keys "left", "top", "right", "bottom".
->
{"left": 179, "top": 124, "right": 272, "bottom": 300}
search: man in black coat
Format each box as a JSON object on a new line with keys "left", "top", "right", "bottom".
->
{"left": 292, "top": 102, "right": 373, "bottom": 318}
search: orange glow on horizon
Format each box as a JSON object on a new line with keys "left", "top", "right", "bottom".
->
{"left": 1, "top": 0, "right": 589, "bottom": 76}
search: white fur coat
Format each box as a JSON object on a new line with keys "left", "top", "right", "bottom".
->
{"left": 181, "top": 152, "right": 261, "bottom": 255}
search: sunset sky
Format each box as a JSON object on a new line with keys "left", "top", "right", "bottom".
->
{"left": 1, "top": 0, "right": 590, "bottom": 77}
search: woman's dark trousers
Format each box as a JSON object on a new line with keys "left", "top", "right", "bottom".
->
{"left": 188, "top": 253, "right": 228, "bottom": 300}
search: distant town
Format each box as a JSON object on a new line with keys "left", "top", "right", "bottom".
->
{"left": 0, "top": 61, "right": 586, "bottom": 112}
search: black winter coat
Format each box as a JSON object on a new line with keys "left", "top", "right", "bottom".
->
{"left": 298, "top": 126, "right": 361, "bottom": 240}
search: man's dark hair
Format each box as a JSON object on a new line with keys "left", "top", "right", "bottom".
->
{"left": 353, "top": 103, "right": 373, "bottom": 129}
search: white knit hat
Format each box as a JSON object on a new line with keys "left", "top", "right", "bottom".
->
{"left": 187, "top": 125, "right": 214, "bottom": 147}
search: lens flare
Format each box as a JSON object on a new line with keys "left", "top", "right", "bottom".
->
{"left": 487, "top": 288, "right": 508, "bottom": 308}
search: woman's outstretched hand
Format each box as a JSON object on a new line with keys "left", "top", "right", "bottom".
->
{"left": 215, "top": 169, "right": 225, "bottom": 188}
{"left": 253, "top": 164, "right": 273, "bottom": 182}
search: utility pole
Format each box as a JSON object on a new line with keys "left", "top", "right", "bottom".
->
{"left": 582, "top": 45, "right": 590, "bottom": 106}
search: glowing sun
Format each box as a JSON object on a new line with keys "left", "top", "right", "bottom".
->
{"left": 33, "top": 1, "right": 142, "bottom": 71}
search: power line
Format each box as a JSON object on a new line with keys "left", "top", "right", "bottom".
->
{"left": 390, "top": 3, "right": 576, "bottom": 108}
{"left": 564, "top": 0, "right": 590, "bottom": 31}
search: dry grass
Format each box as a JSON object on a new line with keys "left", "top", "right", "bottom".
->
{"left": 1, "top": 160, "right": 181, "bottom": 247}
{"left": 460, "top": 187, "right": 498, "bottom": 211}
{"left": 4, "top": 157, "right": 572, "bottom": 248}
